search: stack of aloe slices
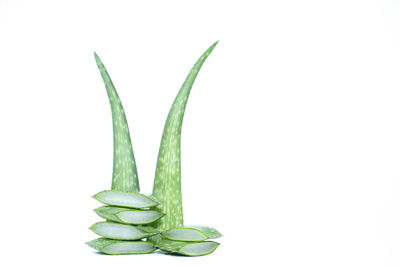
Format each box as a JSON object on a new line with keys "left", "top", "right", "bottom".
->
{"left": 87, "top": 42, "right": 222, "bottom": 256}
{"left": 149, "top": 225, "right": 222, "bottom": 256}
{"left": 89, "top": 191, "right": 162, "bottom": 243}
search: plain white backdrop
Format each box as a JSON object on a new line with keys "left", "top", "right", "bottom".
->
{"left": 1, "top": 0, "right": 400, "bottom": 266}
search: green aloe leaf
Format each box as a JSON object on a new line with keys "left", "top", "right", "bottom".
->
{"left": 151, "top": 41, "right": 219, "bottom": 230}
{"left": 94, "top": 53, "right": 140, "bottom": 192}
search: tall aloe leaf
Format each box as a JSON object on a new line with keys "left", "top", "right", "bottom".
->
{"left": 151, "top": 42, "right": 218, "bottom": 230}
{"left": 94, "top": 53, "right": 140, "bottom": 192}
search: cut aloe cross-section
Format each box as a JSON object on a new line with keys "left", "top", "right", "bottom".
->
{"left": 94, "top": 206, "right": 164, "bottom": 225}
{"left": 162, "top": 225, "right": 222, "bottom": 241}
{"left": 93, "top": 190, "right": 159, "bottom": 208}
{"left": 89, "top": 222, "right": 159, "bottom": 240}
{"left": 86, "top": 238, "right": 156, "bottom": 255}
{"left": 153, "top": 238, "right": 219, "bottom": 256}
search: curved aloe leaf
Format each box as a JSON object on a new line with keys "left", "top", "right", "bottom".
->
{"left": 151, "top": 42, "right": 219, "bottom": 230}
{"left": 94, "top": 53, "right": 140, "bottom": 192}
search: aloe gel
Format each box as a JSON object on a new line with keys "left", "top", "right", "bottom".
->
{"left": 162, "top": 225, "right": 222, "bottom": 241}
{"left": 86, "top": 238, "right": 156, "bottom": 255}
{"left": 93, "top": 190, "right": 159, "bottom": 208}
{"left": 95, "top": 206, "right": 164, "bottom": 225}
{"left": 152, "top": 238, "right": 219, "bottom": 256}
{"left": 89, "top": 221, "right": 159, "bottom": 240}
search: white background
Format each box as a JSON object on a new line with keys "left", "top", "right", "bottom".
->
{"left": 1, "top": 0, "right": 400, "bottom": 266}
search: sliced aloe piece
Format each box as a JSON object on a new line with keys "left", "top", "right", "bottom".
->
{"left": 152, "top": 41, "right": 219, "bottom": 230}
{"left": 94, "top": 53, "right": 139, "bottom": 192}
{"left": 94, "top": 206, "right": 164, "bottom": 225}
{"left": 93, "top": 190, "right": 159, "bottom": 208}
{"left": 86, "top": 238, "right": 156, "bottom": 255}
{"left": 153, "top": 238, "right": 219, "bottom": 256}
{"left": 162, "top": 225, "right": 222, "bottom": 241}
{"left": 89, "top": 221, "right": 159, "bottom": 240}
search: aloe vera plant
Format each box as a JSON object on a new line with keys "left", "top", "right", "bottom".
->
{"left": 88, "top": 43, "right": 222, "bottom": 257}
{"left": 94, "top": 53, "right": 139, "bottom": 192}
{"left": 151, "top": 41, "right": 219, "bottom": 231}
{"left": 86, "top": 238, "right": 156, "bottom": 255}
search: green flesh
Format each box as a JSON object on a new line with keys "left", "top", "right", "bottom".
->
{"left": 95, "top": 206, "right": 164, "bottom": 225}
{"left": 94, "top": 53, "right": 139, "bottom": 192}
{"left": 86, "top": 238, "right": 156, "bottom": 255}
{"left": 89, "top": 221, "right": 159, "bottom": 240}
{"left": 151, "top": 42, "right": 219, "bottom": 230}
{"left": 151, "top": 237, "right": 219, "bottom": 256}
{"left": 162, "top": 225, "right": 222, "bottom": 241}
{"left": 93, "top": 190, "right": 159, "bottom": 208}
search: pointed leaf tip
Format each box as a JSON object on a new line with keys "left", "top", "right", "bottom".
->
{"left": 210, "top": 41, "right": 219, "bottom": 50}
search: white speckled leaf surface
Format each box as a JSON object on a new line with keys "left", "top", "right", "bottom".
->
{"left": 151, "top": 42, "right": 219, "bottom": 231}
{"left": 94, "top": 53, "right": 140, "bottom": 192}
